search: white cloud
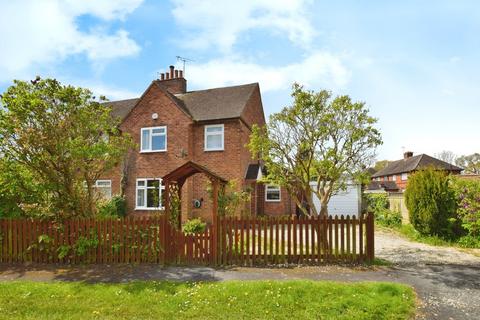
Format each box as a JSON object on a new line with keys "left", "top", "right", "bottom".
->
{"left": 171, "top": 0, "right": 315, "bottom": 52}
{"left": 185, "top": 52, "right": 351, "bottom": 92}
{"left": 0, "top": 0, "right": 142, "bottom": 83}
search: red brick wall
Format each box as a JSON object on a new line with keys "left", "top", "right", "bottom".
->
{"left": 100, "top": 80, "right": 297, "bottom": 219}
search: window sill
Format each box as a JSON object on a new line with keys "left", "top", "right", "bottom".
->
{"left": 134, "top": 207, "right": 165, "bottom": 211}
{"left": 265, "top": 199, "right": 281, "bottom": 202}
{"left": 204, "top": 148, "right": 224, "bottom": 152}
{"left": 139, "top": 150, "right": 167, "bottom": 153}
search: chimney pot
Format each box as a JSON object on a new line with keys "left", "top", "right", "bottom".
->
{"left": 175, "top": 70, "right": 179, "bottom": 78}
{"left": 165, "top": 73, "right": 169, "bottom": 80}
{"left": 404, "top": 151, "right": 413, "bottom": 159}
{"left": 179, "top": 70, "right": 183, "bottom": 78}
{"left": 169, "top": 65, "right": 174, "bottom": 79}
{"left": 160, "top": 73, "right": 165, "bottom": 80}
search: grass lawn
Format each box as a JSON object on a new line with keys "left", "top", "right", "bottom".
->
{"left": 0, "top": 280, "right": 415, "bottom": 320}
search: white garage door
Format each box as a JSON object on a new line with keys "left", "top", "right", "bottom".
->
{"left": 311, "top": 183, "right": 361, "bottom": 217}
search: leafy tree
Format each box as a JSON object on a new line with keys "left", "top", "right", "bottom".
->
{"left": 374, "top": 160, "right": 389, "bottom": 172}
{"left": 248, "top": 83, "right": 382, "bottom": 216}
{"left": 434, "top": 150, "right": 457, "bottom": 165}
{"left": 404, "top": 167, "right": 459, "bottom": 238}
{"left": 455, "top": 153, "right": 480, "bottom": 174}
{"left": 0, "top": 77, "right": 132, "bottom": 219}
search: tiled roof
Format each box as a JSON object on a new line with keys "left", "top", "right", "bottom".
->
{"left": 372, "top": 154, "right": 463, "bottom": 177}
{"left": 106, "top": 83, "right": 258, "bottom": 123}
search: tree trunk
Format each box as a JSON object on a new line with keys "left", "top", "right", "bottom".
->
{"left": 319, "top": 201, "right": 329, "bottom": 218}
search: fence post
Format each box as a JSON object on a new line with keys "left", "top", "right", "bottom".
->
{"left": 365, "top": 213, "right": 375, "bottom": 262}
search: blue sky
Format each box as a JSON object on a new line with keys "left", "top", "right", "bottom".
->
{"left": 1, "top": 0, "right": 479, "bottom": 160}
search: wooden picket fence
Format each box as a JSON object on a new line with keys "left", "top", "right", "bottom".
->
{"left": 215, "top": 214, "right": 374, "bottom": 265}
{"left": 0, "top": 214, "right": 374, "bottom": 265}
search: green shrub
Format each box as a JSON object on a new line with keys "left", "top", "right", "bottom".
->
{"left": 404, "top": 168, "right": 459, "bottom": 238}
{"left": 452, "top": 178, "right": 480, "bottom": 238}
{"left": 182, "top": 218, "right": 206, "bottom": 234}
{"left": 97, "top": 195, "right": 127, "bottom": 217}
{"left": 457, "top": 235, "right": 480, "bottom": 248}
{"left": 364, "top": 193, "right": 402, "bottom": 227}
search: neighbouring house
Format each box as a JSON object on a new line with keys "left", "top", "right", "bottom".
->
{"left": 100, "top": 65, "right": 295, "bottom": 222}
{"left": 366, "top": 151, "right": 463, "bottom": 222}
{"left": 369, "top": 151, "right": 463, "bottom": 191}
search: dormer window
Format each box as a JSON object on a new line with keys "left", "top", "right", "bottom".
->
{"left": 141, "top": 126, "right": 167, "bottom": 152}
{"left": 204, "top": 124, "right": 224, "bottom": 151}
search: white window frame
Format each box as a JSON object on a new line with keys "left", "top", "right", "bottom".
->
{"left": 265, "top": 185, "right": 281, "bottom": 202}
{"left": 94, "top": 180, "right": 112, "bottom": 199}
{"left": 401, "top": 173, "right": 408, "bottom": 180}
{"left": 140, "top": 126, "right": 167, "bottom": 153}
{"left": 204, "top": 124, "right": 224, "bottom": 151}
{"left": 135, "top": 178, "right": 165, "bottom": 210}
{"left": 392, "top": 175, "right": 397, "bottom": 181}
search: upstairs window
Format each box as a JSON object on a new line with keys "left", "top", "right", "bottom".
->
{"left": 141, "top": 126, "right": 167, "bottom": 152}
{"left": 265, "top": 185, "right": 281, "bottom": 202}
{"left": 401, "top": 173, "right": 408, "bottom": 180}
{"left": 136, "top": 178, "right": 165, "bottom": 210}
{"left": 204, "top": 124, "right": 224, "bottom": 151}
{"left": 94, "top": 180, "right": 112, "bottom": 199}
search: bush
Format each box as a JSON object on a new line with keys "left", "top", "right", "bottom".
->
{"left": 404, "top": 168, "right": 459, "bottom": 238}
{"left": 97, "top": 195, "right": 127, "bottom": 217}
{"left": 182, "top": 218, "right": 206, "bottom": 234}
{"left": 364, "top": 193, "right": 402, "bottom": 227}
{"left": 452, "top": 178, "right": 480, "bottom": 239}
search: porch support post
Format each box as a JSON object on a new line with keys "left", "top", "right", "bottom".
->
{"left": 164, "top": 180, "right": 170, "bottom": 220}
{"left": 212, "top": 179, "right": 219, "bottom": 265}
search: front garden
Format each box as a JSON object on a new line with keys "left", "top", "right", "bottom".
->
{"left": 0, "top": 280, "right": 415, "bottom": 320}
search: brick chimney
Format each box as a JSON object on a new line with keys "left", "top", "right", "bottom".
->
{"left": 157, "top": 65, "right": 186, "bottom": 94}
{"left": 404, "top": 151, "right": 413, "bottom": 159}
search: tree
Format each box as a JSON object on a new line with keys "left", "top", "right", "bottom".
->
{"left": 248, "top": 83, "right": 382, "bottom": 216}
{"left": 374, "top": 160, "right": 389, "bottom": 172}
{"left": 434, "top": 150, "right": 457, "bottom": 165}
{"left": 0, "top": 78, "right": 132, "bottom": 219}
{"left": 404, "top": 167, "right": 459, "bottom": 238}
{"left": 455, "top": 153, "right": 480, "bottom": 174}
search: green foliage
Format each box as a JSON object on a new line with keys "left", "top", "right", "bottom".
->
{"left": 0, "top": 77, "right": 133, "bottom": 219}
{"left": 457, "top": 235, "right": 480, "bottom": 248}
{"left": 97, "top": 196, "right": 127, "bottom": 217}
{"left": 74, "top": 233, "right": 99, "bottom": 256}
{"left": 207, "top": 180, "right": 251, "bottom": 216}
{"left": 182, "top": 218, "right": 207, "bottom": 235}
{"left": 364, "top": 193, "right": 401, "bottom": 227}
{"left": 0, "top": 280, "right": 416, "bottom": 319}
{"left": 56, "top": 245, "right": 71, "bottom": 259}
{"left": 404, "top": 168, "right": 459, "bottom": 238}
{"left": 452, "top": 178, "right": 480, "bottom": 238}
{"left": 248, "top": 83, "right": 382, "bottom": 216}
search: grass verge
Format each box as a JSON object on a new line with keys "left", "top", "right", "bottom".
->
{"left": 0, "top": 280, "right": 415, "bottom": 319}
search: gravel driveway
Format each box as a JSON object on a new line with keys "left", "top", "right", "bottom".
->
{"left": 375, "top": 229, "right": 480, "bottom": 319}
{"left": 375, "top": 229, "right": 480, "bottom": 266}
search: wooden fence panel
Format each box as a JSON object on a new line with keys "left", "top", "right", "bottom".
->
{"left": 0, "top": 213, "right": 374, "bottom": 266}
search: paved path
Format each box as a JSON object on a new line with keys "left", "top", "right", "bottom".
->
{"left": 0, "top": 229, "right": 479, "bottom": 319}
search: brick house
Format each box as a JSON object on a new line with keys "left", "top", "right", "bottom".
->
{"left": 101, "top": 66, "right": 295, "bottom": 222}
{"left": 369, "top": 151, "right": 463, "bottom": 191}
